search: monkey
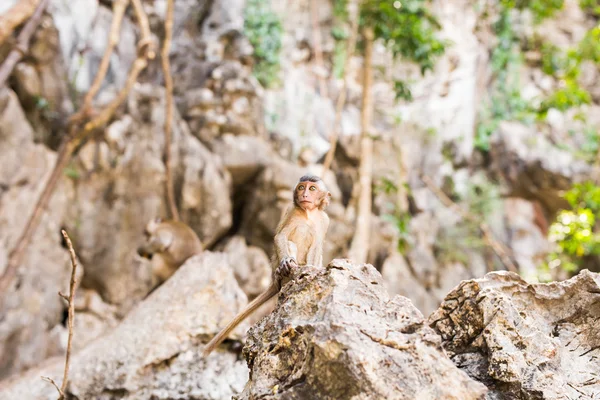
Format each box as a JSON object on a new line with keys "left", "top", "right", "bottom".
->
{"left": 137, "top": 218, "right": 203, "bottom": 287}
{"left": 202, "top": 175, "right": 331, "bottom": 356}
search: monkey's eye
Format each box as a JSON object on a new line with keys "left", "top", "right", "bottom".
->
{"left": 298, "top": 185, "right": 305, "bottom": 190}
{"left": 309, "top": 186, "right": 316, "bottom": 191}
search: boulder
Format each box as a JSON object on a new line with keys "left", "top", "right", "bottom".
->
{"left": 238, "top": 259, "right": 487, "bottom": 400}
{"left": 222, "top": 235, "right": 272, "bottom": 298}
{"left": 0, "top": 252, "right": 250, "bottom": 400}
{"left": 429, "top": 269, "right": 600, "bottom": 399}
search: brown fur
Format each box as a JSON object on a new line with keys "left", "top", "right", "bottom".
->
{"left": 202, "top": 175, "right": 330, "bottom": 356}
{"left": 137, "top": 218, "right": 203, "bottom": 286}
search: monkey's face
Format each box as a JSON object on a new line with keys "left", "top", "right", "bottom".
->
{"left": 295, "top": 181, "right": 323, "bottom": 211}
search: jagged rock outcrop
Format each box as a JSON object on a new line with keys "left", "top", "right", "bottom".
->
{"left": 0, "top": 252, "right": 249, "bottom": 400}
{"left": 429, "top": 269, "right": 600, "bottom": 399}
{"left": 238, "top": 259, "right": 487, "bottom": 400}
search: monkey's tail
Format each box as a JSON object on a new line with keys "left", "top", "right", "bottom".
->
{"left": 202, "top": 283, "right": 279, "bottom": 356}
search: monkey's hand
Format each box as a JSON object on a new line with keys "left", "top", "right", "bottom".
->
{"left": 276, "top": 257, "right": 298, "bottom": 278}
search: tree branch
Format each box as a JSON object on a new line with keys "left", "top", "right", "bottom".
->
{"left": 71, "top": 0, "right": 130, "bottom": 126}
{"left": 421, "top": 175, "right": 518, "bottom": 273}
{"left": 0, "top": 0, "right": 50, "bottom": 87}
{"left": 0, "top": 0, "right": 41, "bottom": 46}
{"left": 161, "top": 0, "right": 179, "bottom": 221}
{"left": 0, "top": 0, "right": 156, "bottom": 300}
{"left": 321, "top": 0, "right": 360, "bottom": 175}
{"left": 348, "top": 26, "right": 374, "bottom": 265}
{"left": 59, "top": 230, "right": 78, "bottom": 397}
{"left": 41, "top": 376, "right": 63, "bottom": 399}
{"left": 41, "top": 230, "right": 78, "bottom": 400}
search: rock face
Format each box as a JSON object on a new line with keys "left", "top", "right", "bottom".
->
{"left": 429, "top": 269, "right": 600, "bottom": 399}
{"left": 238, "top": 259, "right": 487, "bottom": 400}
{"left": 0, "top": 252, "right": 249, "bottom": 400}
{"left": 0, "top": 88, "right": 73, "bottom": 379}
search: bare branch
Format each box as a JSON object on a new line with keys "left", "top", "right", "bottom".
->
{"left": 0, "top": 0, "right": 41, "bottom": 46}
{"left": 421, "top": 175, "right": 518, "bottom": 273}
{"left": 59, "top": 230, "right": 78, "bottom": 396}
{"left": 321, "top": 0, "right": 360, "bottom": 175}
{"left": 0, "top": 0, "right": 156, "bottom": 301}
{"left": 161, "top": 0, "right": 180, "bottom": 221}
{"left": 75, "top": 0, "right": 130, "bottom": 122}
{"left": 0, "top": 0, "right": 50, "bottom": 87}
{"left": 41, "top": 376, "right": 64, "bottom": 399}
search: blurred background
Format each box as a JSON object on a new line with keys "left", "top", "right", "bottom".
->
{"left": 0, "top": 0, "right": 599, "bottom": 382}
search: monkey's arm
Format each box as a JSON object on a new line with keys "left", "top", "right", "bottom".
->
{"left": 273, "top": 208, "right": 300, "bottom": 276}
{"left": 202, "top": 282, "right": 279, "bottom": 356}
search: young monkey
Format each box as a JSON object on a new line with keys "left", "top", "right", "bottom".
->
{"left": 202, "top": 174, "right": 331, "bottom": 356}
{"left": 137, "top": 218, "right": 203, "bottom": 287}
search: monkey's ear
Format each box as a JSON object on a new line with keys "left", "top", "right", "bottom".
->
{"left": 318, "top": 191, "right": 332, "bottom": 210}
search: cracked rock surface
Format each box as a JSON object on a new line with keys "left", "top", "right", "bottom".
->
{"left": 429, "top": 269, "right": 600, "bottom": 399}
{"left": 0, "top": 252, "right": 249, "bottom": 400}
{"left": 236, "top": 259, "right": 487, "bottom": 400}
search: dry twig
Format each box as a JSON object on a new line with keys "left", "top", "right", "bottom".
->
{"left": 0, "top": 0, "right": 41, "bottom": 46}
{"left": 321, "top": 0, "right": 360, "bottom": 175}
{"left": 41, "top": 230, "right": 78, "bottom": 400}
{"left": 0, "top": 0, "right": 156, "bottom": 299}
{"left": 421, "top": 175, "right": 518, "bottom": 273}
{"left": 71, "top": 0, "right": 130, "bottom": 125}
{"left": 0, "top": 0, "right": 50, "bottom": 87}
{"left": 41, "top": 376, "right": 63, "bottom": 398}
{"left": 161, "top": 0, "right": 180, "bottom": 221}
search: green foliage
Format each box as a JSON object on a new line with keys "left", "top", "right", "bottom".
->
{"left": 501, "top": 0, "right": 564, "bottom": 22}
{"left": 536, "top": 25, "right": 599, "bottom": 119}
{"left": 580, "top": 0, "right": 600, "bottom": 16}
{"left": 537, "top": 81, "right": 591, "bottom": 116}
{"left": 393, "top": 80, "right": 413, "bottom": 101}
{"left": 544, "top": 183, "right": 600, "bottom": 274}
{"left": 244, "top": 0, "right": 282, "bottom": 88}
{"left": 375, "top": 177, "right": 412, "bottom": 253}
{"left": 475, "top": 10, "right": 536, "bottom": 151}
{"left": 331, "top": 0, "right": 446, "bottom": 101}
{"left": 360, "top": 0, "right": 447, "bottom": 74}
{"left": 64, "top": 165, "right": 80, "bottom": 180}
{"left": 578, "top": 26, "right": 600, "bottom": 63}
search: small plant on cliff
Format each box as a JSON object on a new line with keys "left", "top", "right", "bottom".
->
{"left": 500, "top": 0, "right": 564, "bottom": 22}
{"left": 543, "top": 182, "right": 600, "bottom": 276}
{"left": 244, "top": 0, "right": 282, "bottom": 88}
{"left": 333, "top": 0, "right": 447, "bottom": 100}
{"left": 475, "top": 10, "right": 535, "bottom": 151}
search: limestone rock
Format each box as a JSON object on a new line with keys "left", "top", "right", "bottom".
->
{"left": 66, "top": 85, "right": 232, "bottom": 309}
{"left": 239, "top": 259, "right": 487, "bottom": 400}
{"left": 489, "top": 121, "right": 591, "bottom": 214}
{"left": 212, "top": 134, "right": 274, "bottom": 187}
{"left": 429, "top": 270, "right": 600, "bottom": 399}
{"left": 0, "top": 252, "right": 250, "bottom": 400}
{"left": 0, "top": 88, "right": 73, "bottom": 379}
{"left": 223, "top": 235, "right": 272, "bottom": 298}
